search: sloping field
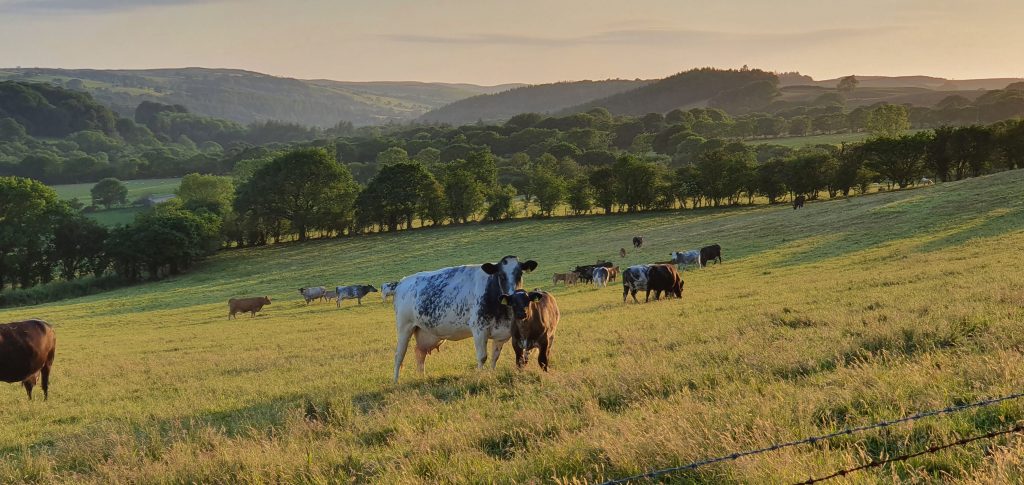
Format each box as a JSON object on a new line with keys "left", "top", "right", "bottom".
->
{"left": 2, "top": 170, "right": 1024, "bottom": 483}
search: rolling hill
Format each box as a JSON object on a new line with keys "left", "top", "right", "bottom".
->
{"left": 0, "top": 67, "right": 521, "bottom": 127}
{"left": 2, "top": 169, "right": 1023, "bottom": 482}
{"left": 417, "top": 79, "right": 650, "bottom": 125}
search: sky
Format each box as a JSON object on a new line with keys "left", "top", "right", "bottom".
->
{"left": 0, "top": 0, "right": 1021, "bottom": 85}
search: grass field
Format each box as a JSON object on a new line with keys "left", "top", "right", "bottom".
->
{"left": 49, "top": 178, "right": 179, "bottom": 227}
{"left": 753, "top": 130, "right": 927, "bottom": 149}
{"left": 51, "top": 178, "right": 181, "bottom": 205}
{"left": 3, "top": 170, "right": 1024, "bottom": 483}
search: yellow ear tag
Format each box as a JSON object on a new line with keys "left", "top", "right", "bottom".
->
{"left": 500, "top": 297, "right": 508, "bottom": 305}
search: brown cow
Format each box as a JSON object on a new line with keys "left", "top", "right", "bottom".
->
{"left": 619, "top": 248, "right": 627, "bottom": 258}
{"left": 501, "top": 290, "right": 560, "bottom": 371}
{"left": 607, "top": 266, "right": 620, "bottom": 283}
{"left": 0, "top": 320, "right": 56, "bottom": 400}
{"left": 647, "top": 264, "right": 683, "bottom": 301}
{"left": 552, "top": 273, "right": 572, "bottom": 285}
{"left": 228, "top": 296, "right": 272, "bottom": 319}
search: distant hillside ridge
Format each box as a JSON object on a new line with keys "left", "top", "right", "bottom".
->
{"left": 0, "top": 67, "right": 521, "bottom": 127}
{"left": 561, "top": 67, "right": 779, "bottom": 116}
{"left": 778, "top": 72, "right": 1024, "bottom": 91}
{"left": 418, "top": 79, "right": 649, "bottom": 125}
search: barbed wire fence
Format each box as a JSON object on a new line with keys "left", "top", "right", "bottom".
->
{"left": 598, "top": 390, "right": 1024, "bottom": 485}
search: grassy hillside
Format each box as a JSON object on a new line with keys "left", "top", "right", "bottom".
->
{"left": 2, "top": 170, "right": 1024, "bottom": 482}
{"left": 0, "top": 68, "right": 518, "bottom": 127}
{"left": 419, "top": 79, "right": 649, "bottom": 125}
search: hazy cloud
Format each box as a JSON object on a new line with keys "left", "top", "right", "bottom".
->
{"left": 0, "top": 0, "right": 227, "bottom": 14}
{"left": 386, "top": 27, "right": 893, "bottom": 48}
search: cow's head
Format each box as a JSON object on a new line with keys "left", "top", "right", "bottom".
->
{"left": 263, "top": 296, "right": 272, "bottom": 305}
{"left": 481, "top": 255, "right": 537, "bottom": 296}
{"left": 298, "top": 288, "right": 306, "bottom": 295}
{"left": 500, "top": 290, "right": 543, "bottom": 320}
{"left": 364, "top": 285, "right": 378, "bottom": 293}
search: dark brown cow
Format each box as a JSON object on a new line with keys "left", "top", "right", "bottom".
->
{"left": 647, "top": 264, "right": 683, "bottom": 301}
{"left": 0, "top": 320, "right": 56, "bottom": 400}
{"left": 228, "top": 296, "right": 272, "bottom": 319}
{"left": 632, "top": 236, "right": 644, "bottom": 248}
{"left": 793, "top": 195, "right": 806, "bottom": 209}
{"left": 619, "top": 248, "right": 627, "bottom": 258}
{"left": 501, "top": 290, "right": 560, "bottom": 371}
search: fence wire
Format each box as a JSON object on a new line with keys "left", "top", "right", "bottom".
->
{"left": 598, "top": 390, "right": 1024, "bottom": 484}
{"left": 794, "top": 421, "right": 1024, "bottom": 484}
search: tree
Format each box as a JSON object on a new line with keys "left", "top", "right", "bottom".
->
{"left": 529, "top": 167, "right": 566, "bottom": 216}
{"left": 0, "top": 177, "right": 63, "bottom": 290}
{"left": 52, "top": 210, "right": 108, "bottom": 280}
{"left": 443, "top": 168, "right": 485, "bottom": 223}
{"left": 866, "top": 104, "right": 911, "bottom": 138}
{"left": 91, "top": 178, "right": 128, "bottom": 209}
{"left": 358, "top": 162, "right": 435, "bottom": 231}
{"left": 376, "top": 146, "right": 410, "bottom": 166}
{"left": 176, "top": 173, "right": 234, "bottom": 215}
{"left": 234, "top": 148, "right": 358, "bottom": 241}
{"left": 590, "top": 167, "right": 617, "bottom": 214}
{"left": 787, "top": 116, "right": 811, "bottom": 136}
{"left": 567, "top": 177, "right": 594, "bottom": 215}
{"left": 755, "top": 159, "right": 788, "bottom": 203}
{"left": 613, "top": 156, "right": 660, "bottom": 211}
{"left": 861, "top": 133, "right": 929, "bottom": 188}
{"left": 484, "top": 184, "right": 518, "bottom": 221}
{"left": 837, "top": 75, "right": 859, "bottom": 95}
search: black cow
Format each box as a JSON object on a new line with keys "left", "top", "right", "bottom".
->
{"left": 793, "top": 195, "right": 806, "bottom": 209}
{"left": 573, "top": 261, "right": 613, "bottom": 283}
{"left": 699, "top": 244, "right": 722, "bottom": 267}
{"left": 632, "top": 236, "right": 644, "bottom": 248}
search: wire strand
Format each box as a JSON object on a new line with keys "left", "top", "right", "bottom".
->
{"left": 598, "top": 390, "right": 1024, "bottom": 484}
{"left": 794, "top": 422, "right": 1024, "bottom": 484}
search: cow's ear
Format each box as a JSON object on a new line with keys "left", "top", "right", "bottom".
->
{"left": 481, "top": 263, "right": 500, "bottom": 274}
{"left": 521, "top": 260, "right": 538, "bottom": 273}
{"left": 499, "top": 296, "right": 509, "bottom": 305}
{"left": 529, "top": 292, "right": 543, "bottom": 302}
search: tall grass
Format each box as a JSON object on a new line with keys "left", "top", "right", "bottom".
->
{"left": 1, "top": 170, "right": 1023, "bottom": 483}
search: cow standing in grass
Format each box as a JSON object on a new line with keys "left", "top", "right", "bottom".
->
{"left": 670, "top": 250, "right": 701, "bottom": 270}
{"left": 336, "top": 285, "right": 378, "bottom": 307}
{"left": 501, "top": 290, "right": 560, "bottom": 371}
{"left": 392, "top": 255, "right": 537, "bottom": 382}
{"left": 228, "top": 296, "right": 271, "bottom": 318}
{"left": 700, "top": 244, "right": 723, "bottom": 267}
{"left": 622, "top": 264, "right": 683, "bottom": 303}
{"left": 381, "top": 282, "right": 399, "bottom": 303}
{"left": 299, "top": 287, "right": 326, "bottom": 304}
{"left": 0, "top": 320, "right": 56, "bottom": 400}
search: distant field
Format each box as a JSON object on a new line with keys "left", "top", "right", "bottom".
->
{"left": 2, "top": 171, "right": 1024, "bottom": 483}
{"left": 754, "top": 129, "right": 927, "bottom": 148}
{"left": 84, "top": 207, "right": 144, "bottom": 227}
{"left": 51, "top": 177, "right": 181, "bottom": 205}
{"left": 752, "top": 131, "right": 872, "bottom": 148}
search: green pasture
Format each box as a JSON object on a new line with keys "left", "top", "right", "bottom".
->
{"left": 50, "top": 178, "right": 181, "bottom": 206}
{"left": 2, "top": 170, "right": 1024, "bottom": 483}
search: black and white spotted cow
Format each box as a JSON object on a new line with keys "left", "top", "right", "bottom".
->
{"left": 335, "top": 285, "right": 378, "bottom": 307}
{"left": 391, "top": 255, "right": 538, "bottom": 382}
{"left": 381, "top": 281, "right": 399, "bottom": 303}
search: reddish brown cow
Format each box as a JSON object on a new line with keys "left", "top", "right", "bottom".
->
{"left": 619, "top": 248, "right": 627, "bottom": 258}
{"left": 228, "top": 296, "right": 272, "bottom": 319}
{"left": 501, "top": 290, "right": 560, "bottom": 371}
{"left": 607, "top": 266, "right": 620, "bottom": 283}
{"left": 0, "top": 320, "right": 56, "bottom": 400}
{"left": 647, "top": 264, "right": 683, "bottom": 301}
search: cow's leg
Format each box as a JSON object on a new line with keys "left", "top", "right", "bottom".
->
{"left": 645, "top": 289, "right": 652, "bottom": 303}
{"left": 538, "top": 341, "right": 550, "bottom": 372}
{"left": 489, "top": 338, "right": 509, "bottom": 369}
{"left": 394, "top": 323, "right": 415, "bottom": 383}
{"left": 472, "top": 330, "right": 489, "bottom": 369}
{"left": 22, "top": 373, "right": 37, "bottom": 400}
{"left": 41, "top": 361, "right": 51, "bottom": 401}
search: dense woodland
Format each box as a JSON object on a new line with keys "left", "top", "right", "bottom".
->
{"left": 2, "top": 73, "right": 1024, "bottom": 305}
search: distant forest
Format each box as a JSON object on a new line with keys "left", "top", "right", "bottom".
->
{"left": 3, "top": 71, "right": 1024, "bottom": 305}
